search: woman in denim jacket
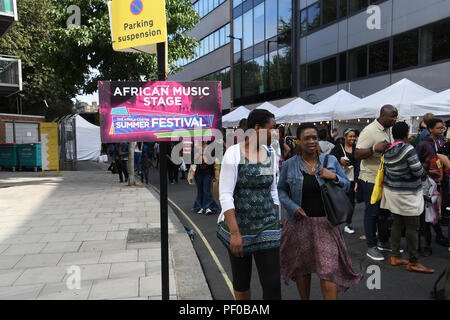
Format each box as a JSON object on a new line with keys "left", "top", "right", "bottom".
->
{"left": 278, "top": 124, "right": 362, "bottom": 300}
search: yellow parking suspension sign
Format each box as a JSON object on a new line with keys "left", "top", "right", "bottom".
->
{"left": 108, "top": 0, "right": 167, "bottom": 53}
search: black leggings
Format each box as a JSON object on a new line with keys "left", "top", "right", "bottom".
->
{"left": 228, "top": 247, "right": 281, "bottom": 300}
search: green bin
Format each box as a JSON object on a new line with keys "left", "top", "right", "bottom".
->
{"left": 17, "top": 143, "right": 42, "bottom": 171}
{"left": 0, "top": 144, "right": 19, "bottom": 171}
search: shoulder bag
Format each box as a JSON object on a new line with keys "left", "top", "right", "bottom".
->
{"left": 320, "top": 155, "right": 353, "bottom": 226}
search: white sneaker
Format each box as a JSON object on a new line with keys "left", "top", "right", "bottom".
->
{"left": 205, "top": 208, "right": 212, "bottom": 215}
{"left": 197, "top": 208, "right": 204, "bottom": 214}
{"left": 344, "top": 226, "right": 355, "bottom": 234}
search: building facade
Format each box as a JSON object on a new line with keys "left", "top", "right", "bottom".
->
{"left": 170, "top": 0, "right": 450, "bottom": 112}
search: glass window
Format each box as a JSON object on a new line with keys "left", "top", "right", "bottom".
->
{"left": 208, "top": 0, "right": 213, "bottom": 13}
{"left": 323, "top": 0, "right": 338, "bottom": 26}
{"left": 214, "top": 0, "right": 219, "bottom": 8}
{"left": 300, "top": 9, "right": 308, "bottom": 36}
{"left": 225, "top": 24, "right": 231, "bottom": 43}
{"left": 278, "top": 47, "right": 291, "bottom": 89}
{"left": 200, "top": 0, "right": 205, "bottom": 17}
{"left": 194, "top": 2, "right": 199, "bottom": 15}
{"left": 278, "top": 0, "right": 292, "bottom": 31}
{"left": 308, "top": 62, "right": 321, "bottom": 87}
{"left": 243, "top": 10, "right": 253, "bottom": 49}
{"left": 233, "top": 0, "right": 242, "bottom": 8}
{"left": 393, "top": 29, "right": 418, "bottom": 70}
{"left": 322, "top": 56, "right": 337, "bottom": 84}
{"left": 300, "top": 64, "right": 307, "bottom": 90}
{"left": 349, "top": 0, "right": 367, "bottom": 15}
{"left": 369, "top": 40, "right": 389, "bottom": 74}
{"left": 209, "top": 34, "right": 214, "bottom": 52}
{"left": 215, "top": 30, "right": 220, "bottom": 50}
{"left": 349, "top": 46, "right": 367, "bottom": 79}
{"left": 233, "top": 16, "right": 243, "bottom": 53}
{"left": 254, "top": 55, "right": 265, "bottom": 94}
{"left": 254, "top": 3, "right": 265, "bottom": 45}
{"left": 267, "top": 50, "right": 278, "bottom": 91}
{"left": 307, "top": 2, "right": 321, "bottom": 32}
{"left": 420, "top": 19, "right": 450, "bottom": 64}
{"left": 339, "top": 0, "right": 347, "bottom": 18}
{"left": 339, "top": 52, "right": 347, "bottom": 81}
{"left": 234, "top": 63, "right": 242, "bottom": 99}
{"left": 266, "top": 0, "right": 278, "bottom": 39}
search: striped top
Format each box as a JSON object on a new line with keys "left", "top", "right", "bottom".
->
{"left": 383, "top": 142, "right": 424, "bottom": 193}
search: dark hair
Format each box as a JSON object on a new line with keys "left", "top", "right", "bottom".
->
{"left": 392, "top": 121, "right": 409, "bottom": 140}
{"left": 238, "top": 118, "right": 247, "bottom": 128}
{"left": 296, "top": 123, "right": 318, "bottom": 139}
{"left": 246, "top": 109, "right": 274, "bottom": 129}
{"left": 318, "top": 129, "right": 328, "bottom": 140}
{"left": 427, "top": 118, "right": 444, "bottom": 129}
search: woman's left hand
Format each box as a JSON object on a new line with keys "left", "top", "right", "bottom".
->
{"left": 319, "top": 168, "right": 337, "bottom": 181}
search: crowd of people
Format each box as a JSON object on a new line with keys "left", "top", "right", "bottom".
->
{"left": 103, "top": 106, "right": 450, "bottom": 300}
{"left": 217, "top": 107, "right": 449, "bottom": 300}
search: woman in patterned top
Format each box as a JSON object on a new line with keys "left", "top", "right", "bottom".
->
{"left": 217, "top": 109, "right": 281, "bottom": 300}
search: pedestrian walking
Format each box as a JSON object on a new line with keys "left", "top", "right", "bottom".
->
{"left": 167, "top": 142, "right": 180, "bottom": 184}
{"left": 355, "top": 105, "right": 398, "bottom": 261}
{"left": 114, "top": 142, "right": 129, "bottom": 183}
{"left": 416, "top": 118, "right": 449, "bottom": 249}
{"left": 278, "top": 123, "right": 361, "bottom": 300}
{"left": 192, "top": 141, "right": 219, "bottom": 215}
{"left": 330, "top": 128, "right": 359, "bottom": 234}
{"left": 217, "top": 109, "right": 281, "bottom": 300}
{"left": 381, "top": 122, "right": 434, "bottom": 274}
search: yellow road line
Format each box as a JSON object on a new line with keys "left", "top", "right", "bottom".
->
{"left": 147, "top": 183, "right": 235, "bottom": 298}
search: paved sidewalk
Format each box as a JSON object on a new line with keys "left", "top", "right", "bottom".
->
{"left": 0, "top": 162, "right": 211, "bottom": 300}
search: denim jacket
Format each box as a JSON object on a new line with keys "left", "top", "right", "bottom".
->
{"left": 278, "top": 153, "right": 350, "bottom": 223}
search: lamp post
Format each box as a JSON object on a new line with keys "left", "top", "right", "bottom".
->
{"left": 228, "top": 35, "right": 243, "bottom": 102}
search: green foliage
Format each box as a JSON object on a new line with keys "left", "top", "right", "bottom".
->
{"left": 44, "top": 0, "right": 199, "bottom": 95}
{"left": 0, "top": 0, "right": 74, "bottom": 118}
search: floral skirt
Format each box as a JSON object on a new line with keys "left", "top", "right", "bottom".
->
{"left": 280, "top": 217, "right": 362, "bottom": 292}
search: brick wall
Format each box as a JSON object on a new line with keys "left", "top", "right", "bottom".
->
{"left": 0, "top": 114, "right": 46, "bottom": 144}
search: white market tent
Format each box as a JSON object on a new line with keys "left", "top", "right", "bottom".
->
{"left": 275, "top": 97, "right": 314, "bottom": 124}
{"left": 75, "top": 114, "right": 101, "bottom": 161}
{"left": 411, "top": 88, "right": 450, "bottom": 117}
{"left": 255, "top": 101, "right": 280, "bottom": 114}
{"left": 222, "top": 106, "right": 250, "bottom": 128}
{"left": 336, "top": 78, "right": 436, "bottom": 121}
{"left": 306, "top": 90, "right": 361, "bottom": 123}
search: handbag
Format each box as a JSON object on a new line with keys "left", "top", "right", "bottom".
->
{"left": 320, "top": 155, "right": 353, "bottom": 226}
{"left": 370, "top": 154, "right": 385, "bottom": 205}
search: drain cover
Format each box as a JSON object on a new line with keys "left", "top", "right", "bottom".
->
{"left": 126, "top": 228, "right": 160, "bottom": 244}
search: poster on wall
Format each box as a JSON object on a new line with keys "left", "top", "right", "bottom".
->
{"left": 99, "top": 81, "right": 222, "bottom": 142}
{"left": 39, "top": 122, "right": 59, "bottom": 176}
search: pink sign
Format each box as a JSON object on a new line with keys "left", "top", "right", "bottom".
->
{"left": 99, "top": 81, "right": 222, "bottom": 142}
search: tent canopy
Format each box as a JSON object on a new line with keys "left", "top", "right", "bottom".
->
{"left": 222, "top": 106, "right": 250, "bottom": 128}
{"left": 274, "top": 97, "right": 314, "bottom": 124}
{"left": 307, "top": 90, "right": 361, "bottom": 122}
{"left": 411, "top": 88, "right": 450, "bottom": 117}
{"left": 76, "top": 114, "right": 101, "bottom": 161}
{"left": 255, "top": 101, "right": 279, "bottom": 114}
{"left": 336, "top": 78, "right": 436, "bottom": 121}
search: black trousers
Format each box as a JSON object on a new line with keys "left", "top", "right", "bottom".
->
{"left": 346, "top": 181, "right": 356, "bottom": 225}
{"left": 167, "top": 163, "right": 179, "bottom": 183}
{"left": 116, "top": 160, "right": 128, "bottom": 182}
{"left": 228, "top": 247, "right": 281, "bottom": 300}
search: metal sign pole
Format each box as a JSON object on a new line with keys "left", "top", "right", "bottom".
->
{"left": 157, "top": 41, "right": 169, "bottom": 301}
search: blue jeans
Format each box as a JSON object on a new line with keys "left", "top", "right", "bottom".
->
{"left": 360, "top": 180, "right": 391, "bottom": 248}
{"left": 192, "top": 173, "right": 219, "bottom": 212}
{"left": 134, "top": 152, "right": 142, "bottom": 173}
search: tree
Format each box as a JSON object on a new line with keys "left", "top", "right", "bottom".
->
{"left": 0, "top": 0, "right": 75, "bottom": 119}
{"left": 44, "top": 0, "right": 199, "bottom": 185}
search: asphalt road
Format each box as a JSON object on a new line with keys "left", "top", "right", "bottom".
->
{"left": 141, "top": 165, "right": 449, "bottom": 300}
